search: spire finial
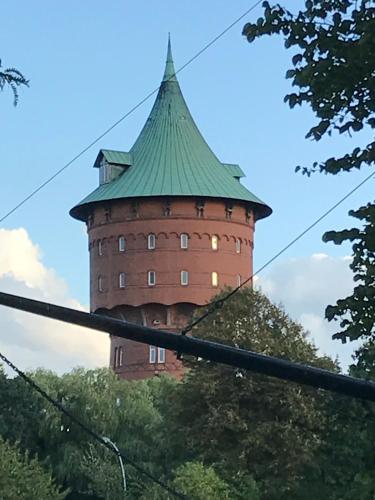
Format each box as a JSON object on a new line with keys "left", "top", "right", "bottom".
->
{"left": 163, "top": 33, "right": 177, "bottom": 82}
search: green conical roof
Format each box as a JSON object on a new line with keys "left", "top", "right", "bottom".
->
{"left": 70, "top": 40, "right": 271, "bottom": 221}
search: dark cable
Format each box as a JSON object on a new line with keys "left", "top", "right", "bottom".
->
{"left": 0, "top": 350, "right": 187, "bottom": 499}
{"left": 182, "top": 167, "right": 375, "bottom": 334}
{"left": 0, "top": 1, "right": 263, "bottom": 224}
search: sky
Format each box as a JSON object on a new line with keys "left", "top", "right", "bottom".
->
{"left": 0, "top": 0, "right": 373, "bottom": 373}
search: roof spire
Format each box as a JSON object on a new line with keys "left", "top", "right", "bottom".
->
{"left": 162, "top": 33, "right": 177, "bottom": 82}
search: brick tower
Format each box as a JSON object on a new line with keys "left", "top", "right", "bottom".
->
{"left": 70, "top": 39, "right": 271, "bottom": 380}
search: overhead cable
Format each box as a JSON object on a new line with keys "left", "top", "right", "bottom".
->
{"left": 181, "top": 166, "right": 375, "bottom": 334}
{"left": 1, "top": 290, "right": 375, "bottom": 402}
{"left": 0, "top": 349, "right": 187, "bottom": 500}
{"left": 0, "top": 0, "right": 263, "bottom": 224}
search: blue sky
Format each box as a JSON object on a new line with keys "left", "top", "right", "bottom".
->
{"left": 0, "top": 0, "right": 373, "bottom": 370}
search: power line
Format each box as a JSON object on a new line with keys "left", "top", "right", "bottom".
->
{"left": 0, "top": 349, "right": 187, "bottom": 500}
{"left": 1, "top": 290, "right": 375, "bottom": 402}
{"left": 0, "top": 1, "right": 263, "bottom": 224}
{"left": 181, "top": 166, "right": 375, "bottom": 334}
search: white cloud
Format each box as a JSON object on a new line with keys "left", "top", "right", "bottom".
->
{"left": 0, "top": 228, "right": 109, "bottom": 374}
{"left": 257, "top": 254, "right": 359, "bottom": 371}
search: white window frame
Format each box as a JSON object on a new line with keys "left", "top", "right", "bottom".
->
{"left": 158, "top": 347, "right": 166, "bottom": 364}
{"left": 148, "top": 270, "right": 156, "bottom": 286}
{"left": 98, "top": 276, "right": 103, "bottom": 292}
{"left": 237, "top": 274, "right": 241, "bottom": 287}
{"left": 211, "top": 235, "right": 218, "bottom": 251}
{"left": 181, "top": 270, "right": 189, "bottom": 286}
{"left": 98, "top": 240, "right": 103, "bottom": 256}
{"left": 149, "top": 345, "right": 157, "bottom": 363}
{"left": 99, "top": 161, "right": 112, "bottom": 185}
{"left": 212, "top": 271, "right": 218, "bottom": 287}
{"left": 180, "top": 233, "right": 188, "bottom": 249}
{"left": 236, "top": 238, "right": 241, "bottom": 254}
{"left": 118, "top": 236, "right": 126, "bottom": 252}
{"left": 119, "top": 272, "right": 126, "bottom": 288}
{"left": 148, "top": 233, "right": 156, "bottom": 250}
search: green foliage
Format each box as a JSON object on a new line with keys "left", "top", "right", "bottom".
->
{"left": 0, "top": 436, "right": 66, "bottom": 499}
{"left": 172, "top": 462, "right": 231, "bottom": 500}
{"left": 0, "top": 58, "right": 28, "bottom": 105}
{"left": 172, "top": 288, "right": 335, "bottom": 498}
{"left": 243, "top": 0, "right": 375, "bottom": 342}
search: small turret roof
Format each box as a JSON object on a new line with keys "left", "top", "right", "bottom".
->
{"left": 70, "top": 39, "right": 271, "bottom": 221}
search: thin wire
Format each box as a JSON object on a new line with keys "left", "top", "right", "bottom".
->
{"left": 0, "top": 1, "right": 263, "bottom": 224}
{"left": 0, "top": 350, "right": 187, "bottom": 499}
{"left": 182, "top": 168, "right": 375, "bottom": 334}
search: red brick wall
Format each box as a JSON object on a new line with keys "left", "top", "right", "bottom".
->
{"left": 87, "top": 197, "right": 255, "bottom": 380}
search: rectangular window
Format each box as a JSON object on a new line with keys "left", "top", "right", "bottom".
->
{"left": 180, "top": 233, "right": 188, "bottom": 249}
{"left": 181, "top": 270, "right": 189, "bottom": 286}
{"left": 158, "top": 347, "right": 166, "bottom": 364}
{"left": 98, "top": 240, "right": 103, "bottom": 256}
{"left": 211, "top": 235, "right": 218, "bottom": 251}
{"left": 148, "top": 271, "right": 156, "bottom": 286}
{"left": 119, "top": 272, "right": 126, "bottom": 288}
{"left": 114, "top": 347, "right": 118, "bottom": 368}
{"left": 148, "top": 233, "right": 156, "bottom": 250}
{"left": 149, "top": 345, "right": 157, "bottom": 363}
{"left": 236, "top": 238, "right": 241, "bottom": 254}
{"left": 118, "top": 236, "right": 126, "bottom": 252}
{"left": 212, "top": 271, "right": 218, "bottom": 287}
{"left": 237, "top": 274, "right": 241, "bottom": 287}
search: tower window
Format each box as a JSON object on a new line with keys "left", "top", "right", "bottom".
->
{"left": 148, "top": 270, "right": 156, "bottom": 286}
{"left": 119, "top": 272, "right": 126, "bottom": 288}
{"left": 236, "top": 238, "right": 241, "bottom": 254}
{"left": 118, "top": 236, "right": 126, "bottom": 252}
{"left": 181, "top": 270, "right": 189, "bottom": 286}
{"left": 98, "top": 240, "right": 103, "bottom": 256}
{"left": 148, "top": 233, "right": 156, "bottom": 250}
{"left": 180, "top": 233, "right": 188, "bottom": 249}
{"left": 149, "top": 345, "right": 157, "bottom": 363}
{"left": 237, "top": 274, "right": 241, "bottom": 287}
{"left": 196, "top": 199, "right": 205, "bottom": 217}
{"left": 211, "top": 235, "right": 218, "bottom": 251}
{"left": 212, "top": 272, "right": 218, "bottom": 287}
{"left": 118, "top": 346, "right": 123, "bottom": 367}
{"left": 114, "top": 347, "right": 118, "bottom": 368}
{"left": 225, "top": 203, "right": 233, "bottom": 220}
{"left": 158, "top": 347, "right": 166, "bottom": 364}
{"left": 98, "top": 276, "right": 103, "bottom": 292}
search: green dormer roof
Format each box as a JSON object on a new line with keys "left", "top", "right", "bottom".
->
{"left": 70, "top": 39, "right": 271, "bottom": 222}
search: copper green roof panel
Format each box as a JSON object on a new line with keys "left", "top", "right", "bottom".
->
{"left": 70, "top": 40, "right": 272, "bottom": 221}
{"left": 222, "top": 163, "right": 245, "bottom": 179}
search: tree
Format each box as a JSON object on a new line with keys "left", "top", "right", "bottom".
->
{"left": 0, "top": 436, "right": 65, "bottom": 499}
{"left": 170, "top": 288, "right": 335, "bottom": 499}
{"left": 242, "top": 1, "right": 375, "bottom": 343}
{"left": 0, "top": 58, "right": 28, "bottom": 105}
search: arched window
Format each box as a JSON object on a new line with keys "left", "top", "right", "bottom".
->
{"left": 118, "top": 346, "right": 124, "bottom": 367}
{"left": 158, "top": 347, "right": 166, "bottom": 363}
{"left": 236, "top": 238, "right": 241, "bottom": 254}
{"left": 98, "top": 240, "right": 103, "bottom": 256}
{"left": 148, "top": 233, "right": 156, "bottom": 250}
{"left": 98, "top": 276, "right": 103, "bottom": 292}
{"left": 212, "top": 271, "right": 218, "bottom": 287}
{"left": 118, "top": 236, "right": 125, "bottom": 252}
{"left": 148, "top": 270, "right": 156, "bottom": 286}
{"left": 119, "top": 272, "right": 125, "bottom": 288}
{"left": 180, "top": 233, "right": 188, "bottom": 249}
{"left": 181, "top": 270, "right": 189, "bottom": 286}
{"left": 211, "top": 235, "right": 218, "bottom": 251}
{"left": 149, "top": 346, "right": 157, "bottom": 363}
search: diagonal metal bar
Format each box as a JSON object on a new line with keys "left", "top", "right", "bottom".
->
{"left": 0, "top": 290, "right": 374, "bottom": 401}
